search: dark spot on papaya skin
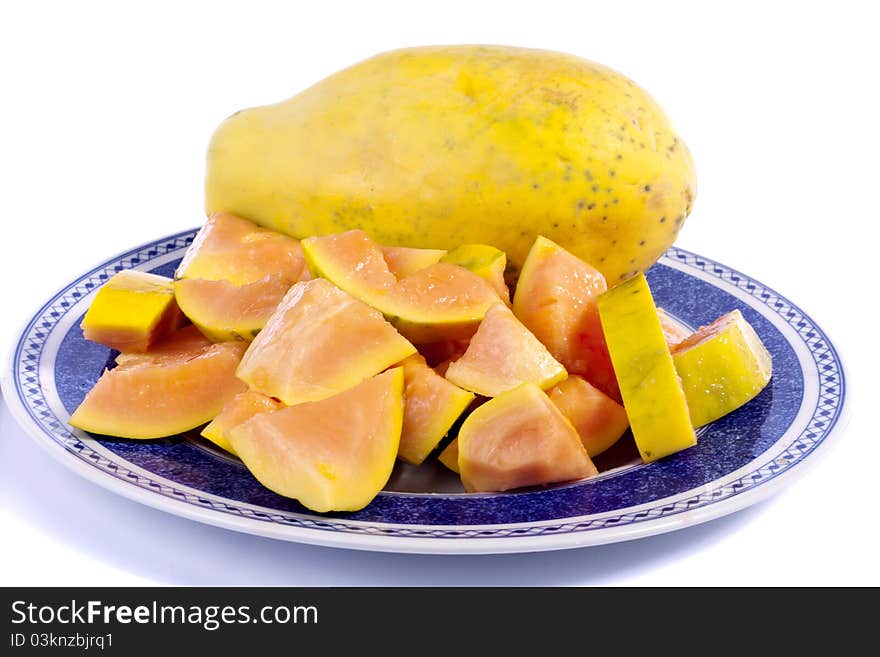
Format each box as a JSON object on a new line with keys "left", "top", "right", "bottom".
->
{"left": 660, "top": 216, "right": 667, "bottom": 223}
{"left": 644, "top": 184, "right": 652, "bottom": 192}
{"left": 577, "top": 199, "right": 585, "bottom": 210}
{"left": 603, "top": 203, "right": 609, "bottom": 208}
{"left": 630, "top": 258, "right": 636, "bottom": 264}
{"left": 612, "top": 199, "right": 619, "bottom": 205}
{"left": 616, "top": 154, "right": 623, "bottom": 161}
{"left": 532, "top": 183, "right": 540, "bottom": 190}
{"left": 639, "top": 240, "right": 646, "bottom": 246}
{"left": 587, "top": 203, "right": 595, "bottom": 210}
{"left": 611, "top": 240, "right": 617, "bottom": 246}
{"left": 584, "top": 170, "right": 594, "bottom": 182}
{"left": 602, "top": 216, "right": 608, "bottom": 222}
{"left": 553, "top": 222, "right": 559, "bottom": 228}
{"left": 609, "top": 170, "right": 616, "bottom": 177}
{"left": 606, "top": 187, "right": 613, "bottom": 193}
{"left": 592, "top": 185, "right": 599, "bottom": 192}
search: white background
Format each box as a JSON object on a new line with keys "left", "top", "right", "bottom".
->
{"left": 1, "top": 1, "right": 876, "bottom": 585}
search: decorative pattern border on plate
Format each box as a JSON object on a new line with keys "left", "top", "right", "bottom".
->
{"left": 10, "top": 232, "right": 846, "bottom": 539}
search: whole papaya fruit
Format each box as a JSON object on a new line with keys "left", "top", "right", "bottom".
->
{"left": 205, "top": 45, "right": 695, "bottom": 282}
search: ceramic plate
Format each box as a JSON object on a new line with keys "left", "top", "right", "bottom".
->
{"left": 1, "top": 229, "right": 848, "bottom": 553}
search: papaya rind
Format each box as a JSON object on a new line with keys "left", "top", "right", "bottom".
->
{"left": 80, "top": 270, "right": 183, "bottom": 353}
{"left": 672, "top": 309, "right": 772, "bottom": 427}
{"left": 597, "top": 273, "right": 696, "bottom": 463}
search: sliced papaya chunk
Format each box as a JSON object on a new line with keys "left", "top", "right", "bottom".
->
{"left": 236, "top": 279, "right": 416, "bottom": 405}
{"left": 390, "top": 263, "right": 504, "bottom": 342}
{"left": 457, "top": 383, "right": 597, "bottom": 492}
{"left": 445, "top": 303, "right": 567, "bottom": 397}
{"left": 398, "top": 355, "right": 475, "bottom": 465}
{"left": 442, "top": 244, "right": 510, "bottom": 304}
{"left": 80, "top": 270, "right": 185, "bottom": 353}
{"left": 174, "top": 275, "right": 291, "bottom": 342}
{"left": 657, "top": 308, "right": 690, "bottom": 349}
{"left": 201, "top": 390, "right": 283, "bottom": 455}
{"left": 512, "top": 236, "right": 620, "bottom": 402}
{"left": 547, "top": 375, "right": 629, "bottom": 458}
{"left": 176, "top": 212, "right": 306, "bottom": 285}
{"left": 437, "top": 438, "right": 460, "bottom": 474}
{"left": 597, "top": 273, "right": 697, "bottom": 463}
{"left": 302, "top": 230, "right": 502, "bottom": 343}
{"left": 672, "top": 309, "right": 772, "bottom": 427}
{"left": 382, "top": 245, "right": 447, "bottom": 278}
{"left": 69, "top": 325, "right": 247, "bottom": 439}
{"left": 303, "top": 228, "right": 397, "bottom": 291}
{"left": 228, "top": 368, "right": 405, "bottom": 512}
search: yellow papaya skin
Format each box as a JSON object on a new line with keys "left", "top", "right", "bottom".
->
{"left": 81, "top": 270, "right": 184, "bottom": 353}
{"left": 205, "top": 46, "right": 696, "bottom": 283}
{"left": 672, "top": 310, "right": 772, "bottom": 427}
{"left": 597, "top": 273, "right": 696, "bottom": 462}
